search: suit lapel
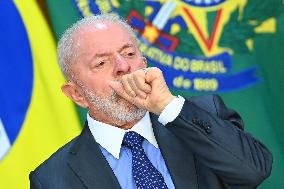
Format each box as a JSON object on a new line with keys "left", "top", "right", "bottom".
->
{"left": 151, "top": 114, "right": 198, "bottom": 189}
{"left": 67, "top": 115, "right": 198, "bottom": 189}
{"left": 68, "top": 124, "right": 121, "bottom": 189}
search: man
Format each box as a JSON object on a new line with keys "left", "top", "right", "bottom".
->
{"left": 30, "top": 14, "right": 272, "bottom": 189}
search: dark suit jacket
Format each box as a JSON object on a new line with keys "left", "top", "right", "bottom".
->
{"left": 30, "top": 95, "right": 272, "bottom": 189}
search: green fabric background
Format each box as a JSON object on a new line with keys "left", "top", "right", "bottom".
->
{"left": 46, "top": 1, "right": 284, "bottom": 188}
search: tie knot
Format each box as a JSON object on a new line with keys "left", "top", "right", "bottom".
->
{"left": 122, "top": 131, "right": 143, "bottom": 148}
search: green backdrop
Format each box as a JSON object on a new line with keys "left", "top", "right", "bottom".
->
{"left": 45, "top": 0, "right": 284, "bottom": 188}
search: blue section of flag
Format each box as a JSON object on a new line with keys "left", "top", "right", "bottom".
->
{"left": 163, "top": 16, "right": 188, "bottom": 33}
{"left": 157, "top": 63, "right": 260, "bottom": 92}
{"left": 157, "top": 36, "right": 173, "bottom": 48}
{"left": 172, "top": 51, "right": 232, "bottom": 73}
{"left": 145, "top": 48, "right": 232, "bottom": 74}
{"left": 0, "top": 1, "right": 33, "bottom": 143}
{"left": 144, "top": 1, "right": 162, "bottom": 22}
{"left": 129, "top": 17, "right": 145, "bottom": 30}
{"left": 147, "top": 50, "right": 260, "bottom": 92}
{"left": 73, "top": 0, "right": 100, "bottom": 18}
{"left": 182, "top": 0, "right": 226, "bottom": 7}
{"left": 88, "top": 0, "right": 101, "bottom": 15}
{"left": 217, "top": 67, "right": 261, "bottom": 92}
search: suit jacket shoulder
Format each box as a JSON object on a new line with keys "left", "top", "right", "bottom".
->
{"left": 165, "top": 94, "right": 272, "bottom": 188}
{"left": 30, "top": 136, "right": 82, "bottom": 189}
{"left": 30, "top": 125, "right": 122, "bottom": 189}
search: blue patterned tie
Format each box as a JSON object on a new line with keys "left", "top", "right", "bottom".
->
{"left": 122, "top": 131, "right": 168, "bottom": 189}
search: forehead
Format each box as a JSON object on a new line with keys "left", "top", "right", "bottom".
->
{"left": 75, "top": 21, "right": 136, "bottom": 53}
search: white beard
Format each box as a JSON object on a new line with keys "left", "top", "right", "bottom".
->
{"left": 82, "top": 86, "right": 146, "bottom": 124}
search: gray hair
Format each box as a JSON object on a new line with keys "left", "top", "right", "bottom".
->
{"left": 57, "top": 13, "right": 137, "bottom": 80}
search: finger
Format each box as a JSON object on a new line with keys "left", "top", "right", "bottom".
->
{"left": 145, "top": 67, "right": 163, "bottom": 84}
{"left": 121, "top": 75, "right": 136, "bottom": 97}
{"left": 109, "top": 81, "right": 133, "bottom": 102}
{"left": 127, "top": 74, "right": 147, "bottom": 99}
{"left": 109, "top": 81, "right": 147, "bottom": 109}
{"left": 133, "top": 73, "right": 151, "bottom": 94}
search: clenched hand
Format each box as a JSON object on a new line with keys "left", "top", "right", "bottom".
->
{"left": 109, "top": 67, "right": 175, "bottom": 115}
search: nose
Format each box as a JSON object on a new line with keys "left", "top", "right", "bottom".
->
{"left": 113, "top": 53, "right": 131, "bottom": 77}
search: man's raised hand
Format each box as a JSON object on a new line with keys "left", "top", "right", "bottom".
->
{"left": 109, "top": 67, "right": 175, "bottom": 115}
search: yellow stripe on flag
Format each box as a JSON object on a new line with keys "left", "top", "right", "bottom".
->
{"left": 0, "top": 1, "right": 81, "bottom": 188}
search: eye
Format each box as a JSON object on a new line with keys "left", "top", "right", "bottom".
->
{"left": 124, "top": 51, "right": 136, "bottom": 58}
{"left": 90, "top": 61, "right": 105, "bottom": 70}
{"left": 96, "top": 61, "right": 105, "bottom": 67}
{"left": 98, "top": 61, "right": 105, "bottom": 66}
{"left": 128, "top": 52, "right": 135, "bottom": 56}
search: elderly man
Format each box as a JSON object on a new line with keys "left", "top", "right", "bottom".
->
{"left": 30, "top": 14, "right": 272, "bottom": 189}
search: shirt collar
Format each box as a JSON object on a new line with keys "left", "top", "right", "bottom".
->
{"left": 87, "top": 112, "right": 158, "bottom": 159}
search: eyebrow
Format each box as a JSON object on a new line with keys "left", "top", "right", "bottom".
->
{"left": 94, "top": 52, "right": 112, "bottom": 58}
{"left": 95, "top": 44, "right": 134, "bottom": 57}
{"left": 118, "top": 43, "right": 135, "bottom": 53}
{"left": 88, "top": 43, "right": 135, "bottom": 63}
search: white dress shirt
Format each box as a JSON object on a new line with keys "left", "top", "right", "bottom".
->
{"left": 87, "top": 96, "right": 185, "bottom": 188}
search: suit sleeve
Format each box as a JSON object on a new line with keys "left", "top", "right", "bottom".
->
{"left": 30, "top": 171, "right": 43, "bottom": 189}
{"left": 165, "top": 95, "right": 273, "bottom": 187}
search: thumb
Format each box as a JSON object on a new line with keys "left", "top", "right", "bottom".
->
{"left": 145, "top": 67, "right": 163, "bottom": 84}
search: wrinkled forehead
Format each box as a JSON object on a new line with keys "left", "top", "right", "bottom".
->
{"left": 74, "top": 21, "right": 136, "bottom": 45}
{"left": 67, "top": 21, "right": 139, "bottom": 74}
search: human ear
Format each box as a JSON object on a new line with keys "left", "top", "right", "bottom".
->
{"left": 61, "top": 82, "right": 89, "bottom": 108}
{"left": 142, "top": 57, "right": 147, "bottom": 67}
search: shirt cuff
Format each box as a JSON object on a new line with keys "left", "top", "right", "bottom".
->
{"left": 158, "top": 95, "right": 185, "bottom": 125}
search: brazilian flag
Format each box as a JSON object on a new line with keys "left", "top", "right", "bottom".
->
{"left": 0, "top": 1, "right": 80, "bottom": 188}
{"left": 1, "top": 0, "right": 283, "bottom": 189}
